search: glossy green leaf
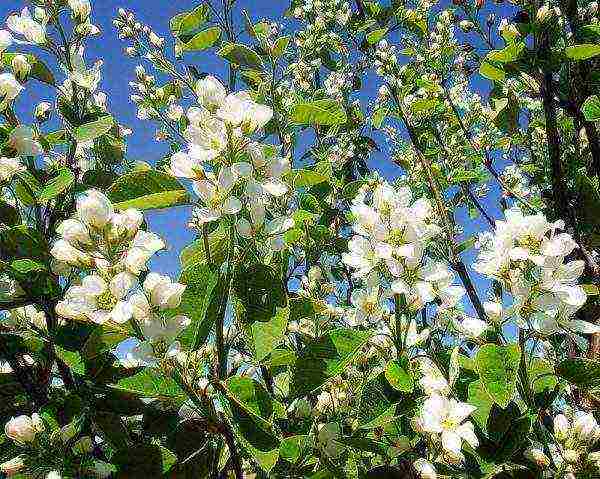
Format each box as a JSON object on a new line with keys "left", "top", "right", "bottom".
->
{"left": 479, "top": 61, "right": 506, "bottom": 81}
{"left": 290, "top": 328, "right": 372, "bottom": 398}
{"left": 183, "top": 26, "right": 221, "bottom": 51}
{"left": 218, "top": 42, "right": 263, "bottom": 70}
{"left": 583, "top": 95, "right": 600, "bottom": 121}
{"left": 475, "top": 343, "right": 521, "bottom": 408}
{"left": 73, "top": 115, "right": 115, "bottom": 143}
{"left": 177, "top": 262, "right": 220, "bottom": 349}
{"left": 566, "top": 43, "right": 600, "bottom": 60}
{"left": 384, "top": 357, "right": 414, "bottom": 393}
{"left": 107, "top": 169, "right": 190, "bottom": 210}
{"left": 290, "top": 99, "right": 347, "bottom": 126}
{"left": 37, "top": 167, "right": 75, "bottom": 203}
{"left": 556, "top": 357, "right": 600, "bottom": 389}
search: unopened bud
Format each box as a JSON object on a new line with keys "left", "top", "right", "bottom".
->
{"left": 459, "top": 20, "right": 475, "bottom": 32}
{"left": 34, "top": 101, "right": 52, "bottom": 123}
{"left": 11, "top": 55, "right": 31, "bottom": 81}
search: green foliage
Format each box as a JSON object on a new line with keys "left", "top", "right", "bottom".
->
{"left": 106, "top": 169, "right": 190, "bottom": 210}
{"left": 475, "top": 344, "right": 521, "bottom": 408}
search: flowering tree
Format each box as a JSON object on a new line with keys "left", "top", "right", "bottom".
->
{"left": 1, "top": 0, "right": 600, "bottom": 477}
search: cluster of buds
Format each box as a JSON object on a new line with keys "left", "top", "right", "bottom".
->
{"left": 291, "top": 0, "right": 352, "bottom": 27}
{"left": 374, "top": 40, "right": 398, "bottom": 79}
{"left": 114, "top": 8, "right": 164, "bottom": 58}
{"left": 315, "top": 376, "right": 351, "bottom": 414}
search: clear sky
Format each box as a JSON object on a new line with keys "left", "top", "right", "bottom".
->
{"left": 1, "top": 0, "right": 514, "bottom": 311}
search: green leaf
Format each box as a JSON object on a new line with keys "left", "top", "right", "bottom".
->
{"left": 384, "top": 357, "right": 414, "bottom": 393}
{"left": 113, "top": 445, "right": 175, "bottom": 476}
{"left": 289, "top": 168, "right": 329, "bottom": 188}
{"left": 14, "top": 171, "right": 42, "bottom": 206}
{"left": 177, "top": 262, "right": 220, "bottom": 349}
{"left": 280, "top": 435, "right": 306, "bottom": 463}
{"left": 252, "top": 306, "right": 289, "bottom": 361}
{"left": 582, "top": 284, "right": 600, "bottom": 296}
{"left": 556, "top": 357, "right": 600, "bottom": 389}
{"left": 290, "top": 99, "right": 347, "bottom": 126}
{"left": 0, "top": 200, "right": 20, "bottom": 227}
{"left": 0, "top": 225, "right": 48, "bottom": 260}
{"left": 235, "top": 263, "right": 287, "bottom": 324}
{"left": 566, "top": 43, "right": 600, "bottom": 60}
{"left": 82, "top": 327, "right": 127, "bottom": 360}
{"left": 272, "top": 35, "right": 291, "bottom": 58}
{"left": 55, "top": 347, "right": 86, "bottom": 376}
{"left": 366, "top": 28, "right": 388, "bottom": 44}
{"left": 218, "top": 42, "right": 264, "bottom": 70}
{"left": 475, "top": 343, "right": 521, "bottom": 408}
{"left": 224, "top": 377, "right": 280, "bottom": 472}
{"left": 479, "top": 61, "right": 506, "bottom": 81}
{"left": 290, "top": 328, "right": 372, "bottom": 398}
{"left": 225, "top": 376, "right": 274, "bottom": 423}
{"left": 183, "top": 26, "right": 222, "bottom": 51}
{"left": 486, "top": 42, "right": 525, "bottom": 63}
{"left": 170, "top": 4, "right": 210, "bottom": 41}
{"left": 11, "top": 259, "right": 46, "bottom": 274}
{"left": 583, "top": 95, "right": 600, "bottom": 121}
{"left": 37, "top": 167, "right": 75, "bottom": 203}
{"left": 468, "top": 380, "right": 494, "bottom": 432}
{"left": 107, "top": 169, "right": 190, "bottom": 210}
{"left": 180, "top": 224, "right": 229, "bottom": 268}
{"left": 1, "top": 53, "right": 55, "bottom": 85}
{"left": 358, "top": 372, "right": 406, "bottom": 429}
{"left": 113, "top": 369, "right": 185, "bottom": 400}
{"left": 73, "top": 115, "right": 114, "bottom": 143}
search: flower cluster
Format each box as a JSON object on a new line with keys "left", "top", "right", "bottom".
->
{"left": 343, "top": 180, "right": 464, "bottom": 313}
{"left": 52, "top": 190, "right": 166, "bottom": 325}
{"left": 474, "top": 207, "right": 592, "bottom": 336}
{"left": 526, "top": 412, "right": 600, "bottom": 476}
{"left": 164, "top": 76, "right": 295, "bottom": 250}
{"left": 2, "top": 413, "right": 108, "bottom": 478}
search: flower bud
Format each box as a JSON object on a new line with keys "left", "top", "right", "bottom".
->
{"left": 148, "top": 31, "right": 164, "bottom": 48}
{"left": 573, "top": 412, "right": 599, "bottom": 444}
{"left": 413, "top": 458, "right": 437, "bottom": 479}
{"left": 0, "top": 456, "right": 24, "bottom": 476}
{"left": 195, "top": 75, "right": 226, "bottom": 111}
{"left": 536, "top": 4, "right": 553, "bottom": 23}
{"left": 57, "top": 219, "right": 92, "bottom": 246}
{"left": 459, "top": 20, "right": 474, "bottom": 32}
{"left": 50, "top": 239, "right": 93, "bottom": 268}
{"left": 34, "top": 101, "right": 52, "bottom": 123}
{"left": 76, "top": 189, "right": 114, "bottom": 229}
{"left": 68, "top": 0, "right": 91, "bottom": 21}
{"left": 5, "top": 415, "right": 38, "bottom": 443}
{"left": 11, "top": 55, "right": 31, "bottom": 81}
{"left": 31, "top": 413, "right": 44, "bottom": 433}
{"left": 0, "top": 73, "right": 23, "bottom": 110}
{"left": 524, "top": 442, "right": 550, "bottom": 467}
{"left": 0, "top": 30, "right": 12, "bottom": 52}
{"left": 554, "top": 414, "right": 570, "bottom": 442}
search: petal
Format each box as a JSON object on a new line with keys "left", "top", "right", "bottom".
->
{"left": 441, "top": 430, "right": 462, "bottom": 456}
{"left": 109, "top": 272, "right": 137, "bottom": 299}
{"left": 111, "top": 301, "right": 133, "bottom": 324}
{"left": 222, "top": 196, "right": 241, "bottom": 215}
{"left": 81, "top": 275, "right": 107, "bottom": 296}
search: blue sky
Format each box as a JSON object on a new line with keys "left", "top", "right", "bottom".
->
{"left": 0, "top": 0, "right": 515, "bottom": 311}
